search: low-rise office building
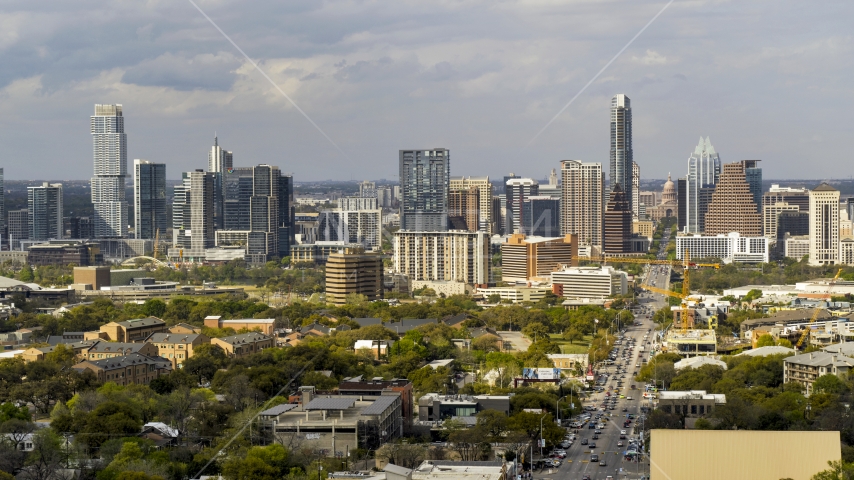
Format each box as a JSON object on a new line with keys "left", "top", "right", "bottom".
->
{"left": 72, "top": 353, "right": 172, "bottom": 386}
{"left": 657, "top": 390, "right": 726, "bottom": 428}
{"left": 500, "top": 234, "right": 577, "bottom": 283}
{"left": 325, "top": 248, "right": 383, "bottom": 305}
{"left": 99, "top": 316, "right": 167, "bottom": 342}
{"left": 211, "top": 332, "right": 274, "bottom": 358}
{"left": 676, "top": 232, "right": 769, "bottom": 264}
{"left": 550, "top": 265, "right": 627, "bottom": 299}
{"left": 203, "top": 316, "right": 275, "bottom": 335}
{"left": 262, "top": 387, "right": 403, "bottom": 452}
{"left": 417, "top": 393, "right": 510, "bottom": 422}
{"left": 476, "top": 286, "right": 550, "bottom": 303}
{"left": 145, "top": 332, "right": 209, "bottom": 368}
{"left": 339, "top": 376, "right": 414, "bottom": 422}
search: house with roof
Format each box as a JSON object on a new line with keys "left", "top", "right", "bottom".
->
{"left": 385, "top": 318, "right": 438, "bottom": 335}
{"left": 145, "top": 332, "right": 210, "bottom": 368}
{"left": 211, "top": 332, "right": 274, "bottom": 358}
{"left": 168, "top": 323, "right": 202, "bottom": 335}
{"left": 300, "top": 323, "right": 331, "bottom": 336}
{"left": 46, "top": 331, "right": 87, "bottom": 345}
{"left": 21, "top": 341, "right": 100, "bottom": 363}
{"left": 79, "top": 342, "right": 159, "bottom": 361}
{"left": 353, "top": 318, "right": 383, "bottom": 328}
{"left": 140, "top": 422, "right": 180, "bottom": 448}
{"left": 354, "top": 340, "right": 395, "bottom": 359}
{"left": 442, "top": 314, "right": 469, "bottom": 329}
{"left": 99, "top": 316, "right": 167, "bottom": 342}
{"left": 72, "top": 353, "right": 172, "bottom": 386}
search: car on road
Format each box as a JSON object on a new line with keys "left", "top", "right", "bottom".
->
{"left": 617, "top": 441, "right": 624, "bottom": 447}
{"left": 592, "top": 434, "right": 598, "bottom": 440}
{"left": 580, "top": 438, "right": 588, "bottom": 445}
{"left": 589, "top": 442, "right": 596, "bottom": 449}
{"left": 620, "top": 430, "right": 627, "bottom": 435}
{"left": 599, "top": 460, "right": 607, "bottom": 466}
{"left": 590, "top": 454, "right": 599, "bottom": 462}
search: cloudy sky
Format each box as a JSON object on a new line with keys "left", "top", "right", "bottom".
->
{"left": 0, "top": 0, "right": 851, "bottom": 181}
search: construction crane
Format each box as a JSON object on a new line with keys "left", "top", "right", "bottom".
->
{"left": 795, "top": 268, "right": 844, "bottom": 349}
{"left": 573, "top": 250, "right": 721, "bottom": 333}
{"left": 153, "top": 228, "right": 161, "bottom": 259}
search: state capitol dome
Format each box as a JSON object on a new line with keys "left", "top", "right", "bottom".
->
{"left": 662, "top": 173, "right": 676, "bottom": 203}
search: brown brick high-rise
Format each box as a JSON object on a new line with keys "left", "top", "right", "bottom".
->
{"left": 704, "top": 161, "right": 762, "bottom": 236}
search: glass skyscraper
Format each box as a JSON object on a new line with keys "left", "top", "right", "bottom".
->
{"left": 685, "top": 137, "right": 721, "bottom": 233}
{"left": 610, "top": 94, "right": 633, "bottom": 214}
{"left": 399, "top": 149, "right": 449, "bottom": 232}
{"left": 91, "top": 104, "right": 128, "bottom": 238}
{"left": 133, "top": 159, "right": 167, "bottom": 240}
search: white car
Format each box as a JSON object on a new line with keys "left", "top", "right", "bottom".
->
{"left": 620, "top": 430, "right": 627, "bottom": 435}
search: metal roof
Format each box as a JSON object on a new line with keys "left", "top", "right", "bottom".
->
{"left": 259, "top": 403, "right": 298, "bottom": 416}
{"left": 305, "top": 397, "right": 355, "bottom": 411}
{"left": 360, "top": 395, "right": 398, "bottom": 416}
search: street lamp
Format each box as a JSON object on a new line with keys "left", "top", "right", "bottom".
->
{"left": 539, "top": 413, "right": 548, "bottom": 459}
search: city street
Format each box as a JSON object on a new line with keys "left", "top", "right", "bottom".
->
{"left": 533, "top": 258, "right": 671, "bottom": 480}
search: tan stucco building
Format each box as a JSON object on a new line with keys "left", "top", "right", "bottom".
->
{"left": 99, "top": 317, "right": 167, "bottom": 342}
{"left": 145, "top": 332, "right": 210, "bottom": 368}
{"left": 651, "top": 430, "right": 839, "bottom": 480}
{"left": 203, "top": 316, "right": 275, "bottom": 335}
{"left": 211, "top": 332, "right": 274, "bottom": 358}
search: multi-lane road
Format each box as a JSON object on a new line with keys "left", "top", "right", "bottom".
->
{"left": 537, "top": 250, "right": 672, "bottom": 480}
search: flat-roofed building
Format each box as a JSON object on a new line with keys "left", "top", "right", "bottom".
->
{"left": 211, "top": 331, "right": 274, "bottom": 358}
{"left": 546, "top": 353, "right": 588, "bottom": 371}
{"left": 418, "top": 393, "right": 510, "bottom": 421}
{"left": 664, "top": 329, "right": 717, "bottom": 357}
{"left": 263, "top": 387, "right": 403, "bottom": 451}
{"left": 339, "top": 376, "right": 414, "bottom": 421}
{"left": 676, "top": 232, "right": 769, "bottom": 264}
{"left": 500, "top": 233, "right": 577, "bottom": 282}
{"left": 203, "top": 316, "right": 275, "bottom": 335}
{"left": 784, "top": 234, "right": 810, "bottom": 260}
{"left": 325, "top": 248, "right": 383, "bottom": 305}
{"left": 550, "top": 265, "right": 627, "bottom": 299}
{"left": 656, "top": 390, "right": 726, "bottom": 427}
{"left": 476, "top": 286, "right": 551, "bottom": 303}
{"left": 633, "top": 220, "right": 654, "bottom": 239}
{"left": 412, "top": 460, "right": 505, "bottom": 480}
{"left": 393, "top": 230, "right": 490, "bottom": 285}
{"left": 651, "top": 430, "right": 839, "bottom": 480}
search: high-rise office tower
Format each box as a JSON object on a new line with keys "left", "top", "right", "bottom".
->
{"left": 847, "top": 197, "right": 854, "bottom": 223}
{"left": 90, "top": 104, "right": 128, "bottom": 238}
{"left": 28, "top": 182, "right": 63, "bottom": 241}
{"left": 8, "top": 209, "right": 28, "bottom": 250}
{"left": 449, "top": 176, "right": 494, "bottom": 234}
{"left": 604, "top": 184, "right": 632, "bottom": 254}
{"left": 631, "top": 162, "right": 640, "bottom": 219}
{"left": 610, "top": 94, "right": 633, "bottom": 213}
{"left": 743, "top": 160, "right": 762, "bottom": 207}
{"left": 561, "top": 160, "right": 604, "bottom": 249}
{"left": 399, "top": 149, "right": 449, "bottom": 232}
{"left": 448, "top": 187, "right": 480, "bottom": 232}
{"left": 208, "top": 137, "right": 233, "bottom": 229}
{"left": 220, "top": 165, "right": 294, "bottom": 259}
{"left": 359, "top": 181, "right": 377, "bottom": 198}
{"left": 172, "top": 170, "right": 215, "bottom": 259}
{"left": 704, "top": 161, "right": 762, "bottom": 236}
{"left": 809, "top": 183, "right": 840, "bottom": 266}
{"left": 505, "top": 178, "right": 539, "bottom": 235}
{"left": 523, "top": 196, "right": 560, "bottom": 237}
{"left": 685, "top": 137, "right": 721, "bottom": 233}
{"left": 133, "top": 160, "right": 167, "bottom": 240}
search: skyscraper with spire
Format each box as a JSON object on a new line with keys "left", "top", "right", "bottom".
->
{"left": 610, "top": 94, "right": 633, "bottom": 214}
{"left": 685, "top": 137, "right": 721, "bottom": 233}
{"left": 91, "top": 104, "right": 128, "bottom": 238}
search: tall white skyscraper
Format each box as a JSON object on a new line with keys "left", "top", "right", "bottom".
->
{"left": 809, "top": 183, "right": 840, "bottom": 266}
{"left": 610, "top": 94, "right": 633, "bottom": 214}
{"left": 208, "top": 137, "right": 233, "bottom": 229}
{"left": 561, "top": 159, "right": 604, "bottom": 249}
{"left": 685, "top": 137, "right": 722, "bottom": 233}
{"left": 0, "top": 168, "right": 5, "bottom": 235}
{"left": 91, "top": 104, "right": 128, "bottom": 238}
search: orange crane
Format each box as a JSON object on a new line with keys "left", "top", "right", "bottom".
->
{"left": 574, "top": 250, "right": 720, "bottom": 333}
{"left": 796, "top": 268, "right": 844, "bottom": 349}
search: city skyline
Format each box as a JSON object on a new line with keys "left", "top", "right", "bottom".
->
{"left": 0, "top": 2, "right": 850, "bottom": 181}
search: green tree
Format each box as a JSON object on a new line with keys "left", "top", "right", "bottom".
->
{"left": 18, "top": 265, "right": 34, "bottom": 283}
{"left": 476, "top": 409, "right": 508, "bottom": 441}
{"left": 756, "top": 334, "right": 776, "bottom": 348}
{"left": 814, "top": 374, "right": 847, "bottom": 395}
{"left": 221, "top": 444, "right": 290, "bottom": 480}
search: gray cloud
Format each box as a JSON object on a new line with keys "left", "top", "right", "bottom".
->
{"left": 0, "top": 0, "right": 851, "bottom": 182}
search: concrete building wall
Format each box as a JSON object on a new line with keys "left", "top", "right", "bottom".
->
{"left": 651, "top": 430, "right": 839, "bottom": 480}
